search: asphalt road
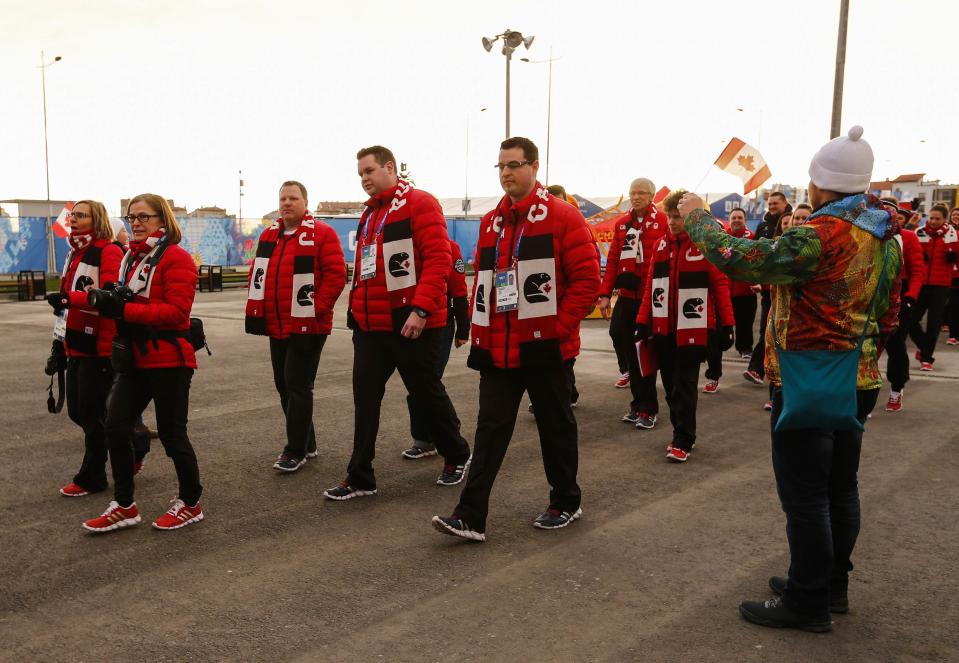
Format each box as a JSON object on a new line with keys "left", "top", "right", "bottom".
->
{"left": 1, "top": 289, "right": 956, "bottom": 662}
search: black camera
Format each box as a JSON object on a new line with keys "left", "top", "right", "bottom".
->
{"left": 44, "top": 339, "right": 66, "bottom": 377}
{"left": 88, "top": 283, "right": 136, "bottom": 319}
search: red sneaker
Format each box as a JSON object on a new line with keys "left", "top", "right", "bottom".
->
{"left": 666, "top": 447, "right": 690, "bottom": 463}
{"left": 885, "top": 393, "right": 902, "bottom": 412}
{"left": 60, "top": 483, "right": 89, "bottom": 497}
{"left": 947, "top": 338, "right": 958, "bottom": 346}
{"left": 83, "top": 501, "right": 141, "bottom": 533}
{"left": 763, "top": 400, "right": 773, "bottom": 411}
{"left": 915, "top": 350, "right": 922, "bottom": 362}
{"left": 152, "top": 498, "right": 204, "bottom": 531}
{"left": 703, "top": 379, "right": 719, "bottom": 394}
{"left": 920, "top": 362, "right": 933, "bottom": 372}
{"left": 743, "top": 370, "right": 764, "bottom": 385}
{"left": 615, "top": 373, "right": 630, "bottom": 388}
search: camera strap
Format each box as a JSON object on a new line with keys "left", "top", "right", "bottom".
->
{"left": 46, "top": 368, "right": 65, "bottom": 414}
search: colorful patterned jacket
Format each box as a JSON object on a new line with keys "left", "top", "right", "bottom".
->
{"left": 683, "top": 194, "right": 902, "bottom": 390}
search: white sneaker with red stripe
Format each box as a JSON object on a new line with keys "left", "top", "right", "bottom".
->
{"left": 82, "top": 501, "right": 141, "bottom": 533}
{"left": 152, "top": 498, "right": 204, "bottom": 530}
{"left": 615, "top": 372, "right": 630, "bottom": 388}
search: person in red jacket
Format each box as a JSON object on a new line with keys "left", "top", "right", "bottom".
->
{"left": 597, "top": 177, "right": 666, "bottom": 428}
{"left": 324, "top": 145, "right": 472, "bottom": 500}
{"left": 725, "top": 208, "right": 760, "bottom": 360}
{"left": 401, "top": 239, "right": 471, "bottom": 459}
{"left": 947, "top": 206, "right": 959, "bottom": 345}
{"left": 432, "top": 137, "right": 600, "bottom": 542}
{"left": 82, "top": 194, "right": 204, "bottom": 533}
{"left": 636, "top": 190, "right": 734, "bottom": 463}
{"left": 245, "top": 181, "right": 346, "bottom": 471}
{"left": 882, "top": 200, "right": 926, "bottom": 411}
{"left": 909, "top": 204, "right": 958, "bottom": 370}
{"left": 45, "top": 200, "right": 124, "bottom": 497}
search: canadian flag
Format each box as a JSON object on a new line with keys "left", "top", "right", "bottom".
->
{"left": 52, "top": 202, "right": 74, "bottom": 239}
{"left": 714, "top": 138, "right": 771, "bottom": 195}
{"left": 652, "top": 186, "right": 671, "bottom": 205}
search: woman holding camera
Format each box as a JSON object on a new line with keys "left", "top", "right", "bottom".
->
{"left": 82, "top": 193, "right": 204, "bottom": 533}
{"left": 46, "top": 200, "right": 123, "bottom": 498}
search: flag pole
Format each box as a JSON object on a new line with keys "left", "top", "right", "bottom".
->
{"left": 692, "top": 164, "right": 713, "bottom": 193}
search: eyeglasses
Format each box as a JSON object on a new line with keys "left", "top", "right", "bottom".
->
{"left": 67, "top": 212, "right": 91, "bottom": 220}
{"left": 494, "top": 160, "right": 532, "bottom": 172}
{"left": 124, "top": 213, "right": 161, "bottom": 223}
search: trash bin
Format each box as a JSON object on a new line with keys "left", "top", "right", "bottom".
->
{"left": 198, "top": 265, "right": 223, "bottom": 293}
{"left": 18, "top": 270, "right": 47, "bottom": 301}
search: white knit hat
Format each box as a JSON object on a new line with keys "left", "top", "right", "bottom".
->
{"left": 807, "top": 125, "right": 874, "bottom": 194}
{"left": 110, "top": 218, "right": 127, "bottom": 237}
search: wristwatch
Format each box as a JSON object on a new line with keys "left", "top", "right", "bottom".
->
{"left": 412, "top": 306, "right": 429, "bottom": 319}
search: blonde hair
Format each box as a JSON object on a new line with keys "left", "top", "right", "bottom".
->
{"left": 74, "top": 200, "right": 114, "bottom": 240}
{"left": 126, "top": 193, "right": 182, "bottom": 244}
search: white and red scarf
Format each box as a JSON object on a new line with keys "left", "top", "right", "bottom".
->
{"left": 353, "top": 179, "right": 419, "bottom": 305}
{"left": 649, "top": 232, "right": 713, "bottom": 347}
{"left": 119, "top": 229, "right": 166, "bottom": 297}
{"left": 59, "top": 233, "right": 109, "bottom": 354}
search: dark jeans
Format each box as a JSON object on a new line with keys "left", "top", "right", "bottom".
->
{"left": 454, "top": 362, "right": 580, "bottom": 532}
{"left": 732, "top": 294, "right": 758, "bottom": 353}
{"left": 610, "top": 295, "right": 638, "bottom": 375}
{"left": 348, "top": 329, "right": 470, "bottom": 490}
{"left": 106, "top": 367, "right": 202, "bottom": 507}
{"left": 704, "top": 331, "right": 723, "bottom": 381}
{"left": 612, "top": 296, "right": 658, "bottom": 414}
{"left": 407, "top": 320, "right": 455, "bottom": 446}
{"left": 885, "top": 300, "right": 915, "bottom": 392}
{"left": 909, "top": 285, "right": 949, "bottom": 363}
{"left": 748, "top": 291, "right": 771, "bottom": 376}
{"left": 655, "top": 342, "right": 701, "bottom": 451}
{"left": 770, "top": 387, "right": 879, "bottom": 617}
{"left": 566, "top": 358, "right": 580, "bottom": 405}
{"left": 269, "top": 334, "right": 327, "bottom": 458}
{"left": 66, "top": 357, "right": 114, "bottom": 492}
{"left": 948, "top": 288, "right": 959, "bottom": 339}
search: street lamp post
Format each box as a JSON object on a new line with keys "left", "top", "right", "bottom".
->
{"left": 830, "top": 0, "right": 851, "bottom": 139}
{"left": 39, "top": 51, "right": 62, "bottom": 273}
{"left": 481, "top": 30, "right": 535, "bottom": 139}
{"left": 521, "top": 48, "right": 561, "bottom": 185}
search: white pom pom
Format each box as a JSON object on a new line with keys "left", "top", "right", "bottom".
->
{"left": 848, "top": 125, "right": 864, "bottom": 141}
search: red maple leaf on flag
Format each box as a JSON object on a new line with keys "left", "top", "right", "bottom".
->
{"left": 736, "top": 154, "right": 756, "bottom": 172}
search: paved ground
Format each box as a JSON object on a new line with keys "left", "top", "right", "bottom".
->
{"left": 1, "top": 288, "right": 957, "bottom": 662}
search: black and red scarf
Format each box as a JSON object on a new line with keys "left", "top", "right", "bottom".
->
{"left": 59, "top": 232, "right": 108, "bottom": 355}
{"left": 917, "top": 223, "right": 958, "bottom": 243}
{"left": 119, "top": 229, "right": 166, "bottom": 297}
{"left": 614, "top": 203, "right": 660, "bottom": 280}
{"left": 245, "top": 213, "right": 319, "bottom": 334}
{"left": 649, "top": 231, "right": 713, "bottom": 347}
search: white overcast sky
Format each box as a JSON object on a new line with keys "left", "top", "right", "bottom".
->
{"left": 2, "top": 0, "right": 957, "bottom": 218}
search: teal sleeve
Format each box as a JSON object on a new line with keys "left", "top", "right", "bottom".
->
{"left": 683, "top": 208, "right": 822, "bottom": 285}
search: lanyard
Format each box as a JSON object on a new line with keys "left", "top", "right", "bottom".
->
{"left": 361, "top": 205, "right": 390, "bottom": 248}
{"left": 494, "top": 214, "right": 528, "bottom": 270}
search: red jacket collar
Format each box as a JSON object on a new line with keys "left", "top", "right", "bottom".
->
{"left": 365, "top": 182, "right": 400, "bottom": 208}
{"left": 497, "top": 182, "right": 545, "bottom": 222}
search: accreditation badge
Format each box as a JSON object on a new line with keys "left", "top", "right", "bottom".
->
{"left": 494, "top": 269, "right": 518, "bottom": 312}
{"left": 360, "top": 245, "right": 377, "bottom": 280}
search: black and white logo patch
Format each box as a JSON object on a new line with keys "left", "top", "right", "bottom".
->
{"left": 523, "top": 272, "right": 553, "bottom": 303}
{"left": 682, "top": 297, "right": 705, "bottom": 319}
{"left": 454, "top": 258, "right": 466, "bottom": 274}
{"left": 296, "top": 284, "right": 314, "bottom": 307}
{"left": 253, "top": 267, "right": 265, "bottom": 289}
{"left": 388, "top": 252, "right": 411, "bottom": 278}
{"left": 475, "top": 283, "right": 486, "bottom": 312}
{"left": 74, "top": 275, "right": 94, "bottom": 292}
{"left": 652, "top": 287, "right": 665, "bottom": 308}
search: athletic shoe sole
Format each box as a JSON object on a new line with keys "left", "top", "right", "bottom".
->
{"left": 273, "top": 458, "right": 307, "bottom": 472}
{"left": 82, "top": 515, "right": 141, "bottom": 533}
{"left": 532, "top": 507, "right": 583, "bottom": 530}
{"left": 401, "top": 448, "right": 438, "bottom": 460}
{"left": 431, "top": 516, "right": 486, "bottom": 542}
{"left": 323, "top": 488, "right": 377, "bottom": 501}
{"left": 436, "top": 456, "right": 471, "bottom": 486}
{"left": 738, "top": 604, "right": 832, "bottom": 633}
{"left": 703, "top": 386, "right": 719, "bottom": 394}
{"left": 743, "top": 370, "right": 764, "bottom": 385}
{"left": 305, "top": 450, "right": 318, "bottom": 459}
{"left": 152, "top": 511, "right": 204, "bottom": 531}
{"left": 615, "top": 383, "right": 629, "bottom": 389}
{"left": 60, "top": 488, "right": 90, "bottom": 497}
{"left": 666, "top": 452, "right": 689, "bottom": 463}
{"left": 635, "top": 419, "right": 657, "bottom": 430}
{"left": 621, "top": 415, "right": 640, "bottom": 424}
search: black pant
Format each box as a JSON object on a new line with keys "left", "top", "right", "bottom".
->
{"left": 948, "top": 288, "right": 959, "bottom": 339}
{"left": 748, "top": 291, "right": 771, "bottom": 376}
{"left": 612, "top": 296, "right": 658, "bottom": 414}
{"left": 106, "top": 367, "right": 202, "bottom": 507}
{"left": 909, "top": 284, "right": 949, "bottom": 363}
{"left": 454, "top": 362, "right": 580, "bottom": 532}
{"left": 269, "top": 334, "right": 327, "bottom": 458}
{"left": 885, "top": 300, "right": 915, "bottom": 392}
{"left": 349, "top": 329, "right": 470, "bottom": 490}
{"left": 407, "top": 320, "right": 455, "bottom": 445}
{"left": 66, "top": 357, "right": 114, "bottom": 492}
{"left": 732, "top": 294, "right": 758, "bottom": 353}
{"left": 770, "top": 388, "right": 878, "bottom": 617}
{"left": 609, "top": 295, "right": 638, "bottom": 375}
{"left": 704, "top": 331, "right": 723, "bottom": 381}
{"left": 655, "top": 342, "right": 701, "bottom": 451}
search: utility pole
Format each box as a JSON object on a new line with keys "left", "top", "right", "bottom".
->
{"left": 830, "top": 0, "right": 850, "bottom": 139}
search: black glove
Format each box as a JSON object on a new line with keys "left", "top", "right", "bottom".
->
{"left": 902, "top": 296, "right": 915, "bottom": 311}
{"left": 946, "top": 251, "right": 958, "bottom": 264}
{"left": 87, "top": 288, "right": 126, "bottom": 320}
{"left": 634, "top": 323, "right": 651, "bottom": 343}
{"left": 719, "top": 325, "right": 735, "bottom": 351}
{"left": 46, "top": 292, "right": 69, "bottom": 314}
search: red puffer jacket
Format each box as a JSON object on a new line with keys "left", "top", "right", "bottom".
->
{"left": 897, "top": 229, "right": 925, "bottom": 300}
{"left": 599, "top": 206, "right": 667, "bottom": 300}
{"left": 122, "top": 244, "right": 198, "bottom": 369}
{"left": 916, "top": 224, "right": 958, "bottom": 287}
{"left": 349, "top": 185, "right": 451, "bottom": 332}
{"left": 724, "top": 225, "right": 758, "bottom": 297}
{"left": 260, "top": 221, "right": 346, "bottom": 338}
{"left": 62, "top": 239, "right": 123, "bottom": 358}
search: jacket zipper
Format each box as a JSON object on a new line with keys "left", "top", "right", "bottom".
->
{"left": 273, "top": 234, "right": 290, "bottom": 336}
{"left": 503, "top": 213, "right": 516, "bottom": 369}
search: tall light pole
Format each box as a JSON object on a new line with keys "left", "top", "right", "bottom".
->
{"left": 464, "top": 107, "right": 487, "bottom": 214}
{"left": 830, "top": 0, "right": 850, "bottom": 139}
{"left": 481, "top": 29, "right": 535, "bottom": 139}
{"left": 238, "top": 170, "right": 244, "bottom": 225}
{"left": 521, "top": 48, "right": 561, "bottom": 185}
{"left": 39, "top": 51, "right": 62, "bottom": 273}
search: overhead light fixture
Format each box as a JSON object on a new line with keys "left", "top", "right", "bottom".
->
{"left": 482, "top": 37, "right": 493, "bottom": 52}
{"left": 522, "top": 35, "right": 535, "bottom": 49}
{"left": 505, "top": 31, "right": 523, "bottom": 49}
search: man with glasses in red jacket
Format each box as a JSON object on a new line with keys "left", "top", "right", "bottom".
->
{"left": 325, "top": 146, "right": 472, "bottom": 500}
